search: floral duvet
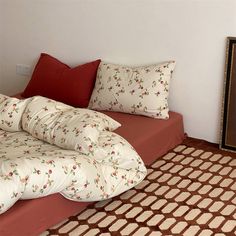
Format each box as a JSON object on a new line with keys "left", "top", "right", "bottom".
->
{"left": 0, "top": 95, "right": 147, "bottom": 214}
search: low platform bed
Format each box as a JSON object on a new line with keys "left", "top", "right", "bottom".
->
{"left": 0, "top": 94, "right": 184, "bottom": 236}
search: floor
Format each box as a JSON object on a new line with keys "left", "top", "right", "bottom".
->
{"left": 42, "top": 137, "right": 236, "bottom": 236}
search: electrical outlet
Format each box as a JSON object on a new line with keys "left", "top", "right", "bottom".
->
{"left": 16, "top": 64, "right": 31, "bottom": 76}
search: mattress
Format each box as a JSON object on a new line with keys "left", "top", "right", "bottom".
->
{"left": 0, "top": 100, "right": 184, "bottom": 236}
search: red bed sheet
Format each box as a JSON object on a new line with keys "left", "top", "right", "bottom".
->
{"left": 0, "top": 95, "right": 185, "bottom": 236}
{"left": 104, "top": 111, "right": 184, "bottom": 166}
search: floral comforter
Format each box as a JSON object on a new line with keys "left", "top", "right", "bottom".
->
{"left": 0, "top": 95, "right": 147, "bottom": 214}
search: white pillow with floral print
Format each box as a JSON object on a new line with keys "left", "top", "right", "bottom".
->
{"left": 0, "top": 94, "right": 30, "bottom": 131}
{"left": 22, "top": 96, "right": 121, "bottom": 154}
{"left": 89, "top": 61, "right": 176, "bottom": 119}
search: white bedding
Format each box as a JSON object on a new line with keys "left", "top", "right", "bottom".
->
{"left": 0, "top": 95, "right": 147, "bottom": 214}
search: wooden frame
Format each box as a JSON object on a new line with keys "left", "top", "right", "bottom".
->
{"left": 220, "top": 37, "right": 236, "bottom": 152}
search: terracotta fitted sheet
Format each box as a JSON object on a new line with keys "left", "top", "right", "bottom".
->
{"left": 0, "top": 96, "right": 185, "bottom": 236}
{"left": 103, "top": 111, "right": 184, "bottom": 166}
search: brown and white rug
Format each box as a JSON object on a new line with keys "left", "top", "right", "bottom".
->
{"left": 41, "top": 139, "right": 236, "bottom": 236}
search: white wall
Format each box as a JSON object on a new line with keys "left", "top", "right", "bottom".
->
{"left": 1, "top": 0, "right": 236, "bottom": 143}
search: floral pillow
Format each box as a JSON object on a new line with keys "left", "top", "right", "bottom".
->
{"left": 0, "top": 94, "right": 30, "bottom": 131}
{"left": 89, "top": 61, "right": 176, "bottom": 119}
{"left": 22, "top": 96, "right": 121, "bottom": 154}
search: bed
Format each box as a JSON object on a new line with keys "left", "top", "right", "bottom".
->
{"left": 0, "top": 56, "right": 185, "bottom": 236}
{"left": 0, "top": 94, "right": 184, "bottom": 236}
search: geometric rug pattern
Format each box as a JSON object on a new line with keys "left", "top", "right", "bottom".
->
{"left": 41, "top": 142, "right": 236, "bottom": 236}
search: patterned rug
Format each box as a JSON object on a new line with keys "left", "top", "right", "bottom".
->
{"left": 41, "top": 138, "right": 236, "bottom": 236}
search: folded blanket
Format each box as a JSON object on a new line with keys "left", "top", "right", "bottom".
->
{"left": 0, "top": 95, "right": 147, "bottom": 214}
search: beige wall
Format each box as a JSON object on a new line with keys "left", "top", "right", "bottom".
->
{"left": 1, "top": 0, "right": 236, "bottom": 142}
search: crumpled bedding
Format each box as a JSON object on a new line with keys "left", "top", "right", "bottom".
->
{"left": 0, "top": 95, "right": 147, "bottom": 214}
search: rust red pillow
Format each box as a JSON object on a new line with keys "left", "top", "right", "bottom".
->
{"left": 23, "top": 53, "right": 101, "bottom": 107}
